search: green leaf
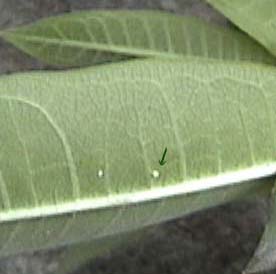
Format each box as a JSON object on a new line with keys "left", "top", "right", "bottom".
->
{"left": 0, "top": 10, "right": 275, "bottom": 66}
{"left": 57, "top": 228, "right": 149, "bottom": 274}
{"left": 0, "top": 58, "right": 275, "bottom": 258}
{"left": 206, "top": 0, "right": 276, "bottom": 58}
{"left": 244, "top": 183, "right": 276, "bottom": 274}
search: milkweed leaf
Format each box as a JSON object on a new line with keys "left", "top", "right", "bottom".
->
{"left": 0, "top": 58, "right": 275, "bottom": 258}
{"left": 57, "top": 228, "right": 148, "bottom": 274}
{"left": 0, "top": 10, "right": 275, "bottom": 66}
{"left": 244, "top": 184, "right": 276, "bottom": 274}
{"left": 206, "top": 0, "right": 276, "bottom": 59}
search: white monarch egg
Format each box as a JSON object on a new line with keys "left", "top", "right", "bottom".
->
{"left": 97, "top": 169, "right": 104, "bottom": 178}
{"left": 152, "top": 170, "right": 160, "bottom": 179}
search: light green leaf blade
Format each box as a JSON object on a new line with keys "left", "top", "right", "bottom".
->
{"left": 0, "top": 10, "right": 275, "bottom": 66}
{"left": 0, "top": 58, "right": 276, "bottom": 258}
{"left": 206, "top": 0, "right": 276, "bottom": 58}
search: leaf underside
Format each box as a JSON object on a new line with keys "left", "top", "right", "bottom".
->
{"left": 1, "top": 8, "right": 276, "bottom": 274}
{"left": 0, "top": 10, "right": 275, "bottom": 67}
{"left": 0, "top": 58, "right": 276, "bottom": 257}
{"left": 206, "top": 0, "right": 276, "bottom": 58}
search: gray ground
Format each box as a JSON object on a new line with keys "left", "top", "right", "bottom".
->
{"left": 0, "top": 1, "right": 274, "bottom": 273}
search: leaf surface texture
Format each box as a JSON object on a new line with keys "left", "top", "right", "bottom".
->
{"left": 0, "top": 59, "right": 276, "bottom": 256}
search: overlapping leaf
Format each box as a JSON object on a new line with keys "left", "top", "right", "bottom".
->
{"left": 206, "top": 0, "right": 276, "bottom": 58}
{"left": 0, "top": 10, "right": 275, "bottom": 66}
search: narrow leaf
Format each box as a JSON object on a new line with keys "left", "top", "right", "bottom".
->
{"left": 0, "top": 58, "right": 275, "bottom": 257}
{"left": 244, "top": 184, "right": 276, "bottom": 274}
{"left": 0, "top": 10, "right": 275, "bottom": 66}
{"left": 206, "top": 0, "right": 276, "bottom": 58}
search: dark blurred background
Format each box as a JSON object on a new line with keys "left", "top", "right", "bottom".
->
{"left": 0, "top": 1, "right": 273, "bottom": 273}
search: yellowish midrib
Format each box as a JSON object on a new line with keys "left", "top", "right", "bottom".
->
{"left": 4, "top": 33, "right": 182, "bottom": 59}
{"left": 1, "top": 162, "right": 276, "bottom": 223}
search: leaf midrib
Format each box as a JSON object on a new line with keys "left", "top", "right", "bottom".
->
{"left": 3, "top": 33, "right": 182, "bottom": 59}
{"left": 1, "top": 163, "right": 275, "bottom": 223}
